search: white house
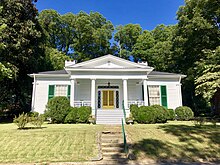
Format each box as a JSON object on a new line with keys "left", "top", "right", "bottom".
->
{"left": 29, "top": 54, "right": 186, "bottom": 124}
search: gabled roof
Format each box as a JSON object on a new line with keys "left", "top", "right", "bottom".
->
{"left": 36, "top": 70, "right": 68, "bottom": 75}
{"left": 28, "top": 70, "right": 69, "bottom": 78}
{"left": 65, "top": 54, "right": 153, "bottom": 71}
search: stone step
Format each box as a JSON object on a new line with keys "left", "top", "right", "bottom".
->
{"left": 102, "top": 146, "right": 124, "bottom": 152}
{"left": 102, "top": 142, "right": 123, "bottom": 147}
{"left": 102, "top": 152, "right": 127, "bottom": 159}
{"left": 102, "top": 134, "right": 122, "bottom": 139}
{"left": 95, "top": 159, "right": 128, "bottom": 165}
{"left": 101, "top": 138, "right": 122, "bottom": 143}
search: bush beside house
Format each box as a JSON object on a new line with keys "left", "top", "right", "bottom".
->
{"left": 175, "top": 106, "right": 194, "bottom": 120}
{"left": 130, "top": 104, "right": 194, "bottom": 124}
{"left": 45, "top": 96, "right": 71, "bottom": 123}
{"left": 45, "top": 96, "right": 91, "bottom": 124}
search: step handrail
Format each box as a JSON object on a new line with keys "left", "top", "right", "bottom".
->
{"left": 121, "top": 118, "right": 128, "bottom": 153}
{"left": 122, "top": 100, "right": 128, "bottom": 153}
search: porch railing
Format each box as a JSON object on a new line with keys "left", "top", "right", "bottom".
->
{"left": 74, "top": 101, "right": 91, "bottom": 107}
{"left": 128, "top": 100, "right": 145, "bottom": 108}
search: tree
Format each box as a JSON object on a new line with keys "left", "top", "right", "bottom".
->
{"left": 39, "top": 10, "right": 114, "bottom": 61}
{"left": 132, "top": 30, "right": 155, "bottom": 62}
{"left": 45, "top": 47, "right": 71, "bottom": 70}
{"left": 114, "top": 24, "right": 142, "bottom": 59}
{"left": 195, "top": 47, "right": 220, "bottom": 101}
{"left": 132, "top": 24, "right": 175, "bottom": 70}
{"left": 0, "top": 0, "right": 45, "bottom": 116}
{"left": 0, "top": 8, "right": 17, "bottom": 80}
{"left": 171, "top": 0, "right": 220, "bottom": 114}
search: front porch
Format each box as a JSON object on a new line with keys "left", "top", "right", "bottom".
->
{"left": 69, "top": 79, "right": 148, "bottom": 121}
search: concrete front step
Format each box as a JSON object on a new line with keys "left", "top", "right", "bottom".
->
{"left": 96, "top": 110, "right": 125, "bottom": 124}
{"left": 102, "top": 139, "right": 123, "bottom": 143}
{"left": 102, "top": 143, "right": 123, "bottom": 147}
{"left": 102, "top": 153, "right": 127, "bottom": 159}
{"left": 102, "top": 146, "right": 124, "bottom": 152}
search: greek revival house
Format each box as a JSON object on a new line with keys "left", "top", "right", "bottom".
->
{"left": 30, "top": 54, "right": 186, "bottom": 124}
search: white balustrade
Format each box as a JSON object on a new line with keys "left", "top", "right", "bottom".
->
{"left": 73, "top": 101, "right": 91, "bottom": 107}
{"left": 128, "top": 100, "right": 145, "bottom": 108}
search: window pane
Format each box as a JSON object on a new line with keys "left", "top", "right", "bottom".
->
{"left": 55, "top": 85, "right": 68, "bottom": 96}
{"left": 148, "top": 85, "right": 160, "bottom": 105}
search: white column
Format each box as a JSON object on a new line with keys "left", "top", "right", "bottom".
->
{"left": 91, "top": 79, "right": 96, "bottom": 113}
{"left": 123, "top": 79, "right": 128, "bottom": 109}
{"left": 143, "top": 79, "right": 149, "bottom": 106}
{"left": 70, "top": 79, "right": 75, "bottom": 107}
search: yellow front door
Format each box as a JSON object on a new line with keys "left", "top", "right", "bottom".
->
{"left": 102, "top": 90, "right": 114, "bottom": 109}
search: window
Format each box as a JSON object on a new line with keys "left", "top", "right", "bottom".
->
{"left": 48, "top": 85, "right": 70, "bottom": 100}
{"left": 148, "top": 85, "right": 160, "bottom": 105}
{"left": 55, "top": 85, "right": 68, "bottom": 96}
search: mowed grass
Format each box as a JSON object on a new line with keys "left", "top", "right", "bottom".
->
{"left": 126, "top": 121, "right": 220, "bottom": 162}
{"left": 0, "top": 123, "right": 103, "bottom": 163}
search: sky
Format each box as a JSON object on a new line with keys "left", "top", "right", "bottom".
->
{"left": 36, "top": 0, "right": 185, "bottom": 31}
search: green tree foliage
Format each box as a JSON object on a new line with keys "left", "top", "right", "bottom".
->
{"left": 114, "top": 24, "right": 142, "bottom": 59}
{"left": 171, "top": 0, "right": 220, "bottom": 114}
{"left": 0, "top": 0, "right": 45, "bottom": 116}
{"left": 132, "top": 30, "right": 155, "bottom": 62}
{"left": 38, "top": 10, "right": 114, "bottom": 61}
{"left": 195, "top": 47, "right": 220, "bottom": 101}
{"left": 132, "top": 24, "right": 175, "bottom": 70}
{"left": 45, "top": 47, "right": 71, "bottom": 70}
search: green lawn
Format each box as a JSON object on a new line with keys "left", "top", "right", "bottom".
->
{"left": 1, "top": 121, "right": 219, "bottom": 163}
{"left": 0, "top": 123, "right": 103, "bottom": 163}
{"left": 126, "top": 121, "right": 220, "bottom": 163}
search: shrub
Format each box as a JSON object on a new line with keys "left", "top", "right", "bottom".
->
{"left": 13, "top": 112, "right": 29, "bottom": 129}
{"left": 175, "top": 106, "right": 194, "bottom": 121}
{"left": 30, "top": 114, "right": 45, "bottom": 128}
{"left": 64, "top": 107, "right": 78, "bottom": 123}
{"left": 167, "top": 109, "right": 175, "bottom": 120}
{"left": 194, "top": 117, "right": 206, "bottom": 127}
{"left": 130, "top": 104, "right": 139, "bottom": 121}
{"left": 45, "top": 96, "right": 71, "bottom": 123}
{"left": 77, "top": 106, "right": 91, "bottom": 123}
{"left": 136, "top": 106, "right": 157, "bottom": 124}
{"left": 151, "top": 105, "right": 168, "bottom": 123}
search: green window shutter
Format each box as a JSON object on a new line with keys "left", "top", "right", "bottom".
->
{"left": 48, "top": 85, "right": 55, "bottom": 100}
{"left": 67, "top": 85, "right": 71, "bottom": 99}
{"left": 160, "top": 85, "right": 167, "bottom": 108}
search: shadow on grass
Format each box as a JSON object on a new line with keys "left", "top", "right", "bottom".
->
{"left": 130, "top": 124, "right": 220, "bottom": 163}
{"left": 18, "top": 126, "right": 47, "bottom": 130}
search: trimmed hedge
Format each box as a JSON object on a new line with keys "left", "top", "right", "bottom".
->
{"left": 45, "top": 96, "right": 71, "bottom": 123}
{"left": 167, "top": 109, "right": 175, "bottom": 120}
{"left": 77, "top": 106, "right": 91, "bottom": 123}
{"left": 130, "top": 105, "right": 169, "bottom": 124}
{"left": 151, "top": 105, "right": 168, "bottom": 123}
{"left": 175, "top": 106, "right": 194, "bottom": 121}
{"left": 130, "top": 104, "right": 195, "bottom": 123}
{"left": 137, "top": 106, "right": 157, "bottom": 124}
{"left": 130, "top": 104, "right": 139, "bottom": 120}
{"left": 64, "top": 107, "right": 78, "bottom": 123}
{"left": 64, "top": 106, "right": 91, "bottom": 124}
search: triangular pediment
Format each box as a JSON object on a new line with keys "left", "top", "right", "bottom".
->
{"left": 66, "top": 54, "right": 151, "bottom": 69}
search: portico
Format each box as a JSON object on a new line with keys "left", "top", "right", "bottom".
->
{"left": 68, "top": 77, "right": 149, "bottom": 117}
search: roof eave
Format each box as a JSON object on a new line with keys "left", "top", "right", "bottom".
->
{"left": 29, "top": 73, "right": 69, "bottom": 78}
{"left": 65, "top": 68, "right": 153, "bottom": 72}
